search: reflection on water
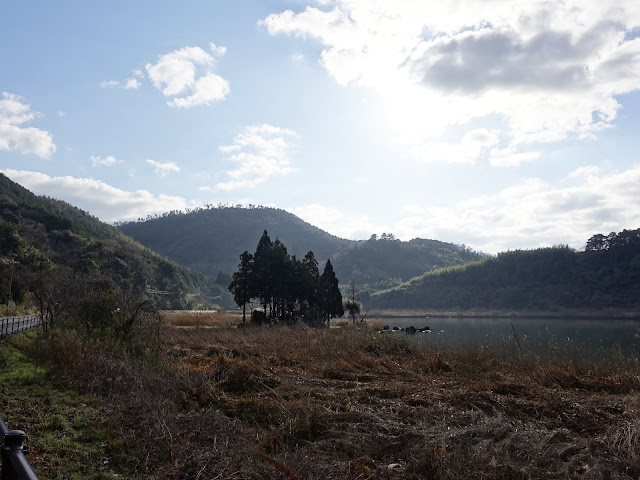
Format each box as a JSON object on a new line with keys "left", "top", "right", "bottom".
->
{"left": 375, "top": 316, "right": 640, "bottom": 350}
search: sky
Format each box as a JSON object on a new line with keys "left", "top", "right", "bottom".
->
{"left": 2, "top": 1, "right": 640, "bottom": 254}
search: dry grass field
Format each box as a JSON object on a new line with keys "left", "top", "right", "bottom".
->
{"left": 20, "top": 312, "right": 640, "bottom": 479}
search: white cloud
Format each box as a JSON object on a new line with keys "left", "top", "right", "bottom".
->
{"left": 124, "top": 78, "right": 141, "bottom": 89}
{"left": 567, "top": 165, "right": 600, "bottom": 179}
{"left": 145, "top": 45, "right": 230, "bottom": 108}
{"left": 100, "top": 70, "right": 143, "bottom": 90}
{"left": 0, "top": 92, "right": 55, "bottom": 159}
{"left": 146, "top": 159, "right": 180, "bottom": 176}
{"left": 262, "top": 1, "right": 640, "bottom": 162}
{"left": 100, "top": 80, "right": 120, "bottom": 88}
{"left": 215, "top": 124, "right": 297, "bottom": 191}
{"left": 293, "top": 204, "right": 344, "bottom": 224}
{"left": 396, "top": 165, "right": 640, "bottom": 252}
{"left": 0, "top": 169, "right": 188, "bottom": 223}
{"left": 209, "top": 42, "right": 227, "bottom": 56}
{"left": 90, "top": 155, "right": 121, "bottom": 167}
{"left": 167, "top": 73, "right": 230, "bottom": 108}
{"left": 291, "top": 204, "right": 376, "bottom": 240}
{"left": 288, "top": 165, "right": 640, "bottom": 252}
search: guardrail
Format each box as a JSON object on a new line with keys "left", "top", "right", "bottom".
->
{"left": 0, "top": 416, "right": 39, "bottom": 480}
{"left": 0, "top": 316, "right": 41, "bottom": 341}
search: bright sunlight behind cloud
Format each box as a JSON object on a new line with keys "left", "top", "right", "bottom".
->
{"left": 263, "top": 1, "right": 640, "bottom": 163}
{"left": 4, "top": 2, "right": 640, "bottom": 253}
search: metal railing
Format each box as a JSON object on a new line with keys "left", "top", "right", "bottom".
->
{"left": 0, "top": 416, "right": 38, "bottom": 480}
{"left": 0, "top": 316, "right": 41, "bottom": 341}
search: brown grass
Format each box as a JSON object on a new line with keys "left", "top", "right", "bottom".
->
{"left": 30, "top": 321, "right": 640, "bottom": 479}
{"left": 162, "top": 309, "right": 241, "bottom": 327}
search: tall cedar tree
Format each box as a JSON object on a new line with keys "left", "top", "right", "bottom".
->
{"left": 270, "top": 239, "right": 291, "bottom": 321}
{"left": 299, "top": 251, "right": 320, "bottom": 312}
{"left": 319, "top": 259, "right": 344, "bottom": 325}
{"left": 228, "top": 251, "right": 253, "bottom": 323}
{"left": 253, "top": 230, "right": 273, "bottom": 315}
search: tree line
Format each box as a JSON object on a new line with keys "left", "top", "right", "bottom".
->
{"left": 585, "top": 228, "right": 640, "bottom": 252}
{"left": 229, "top": 230, "right": 344, "bottom": 325}
{"left": 370, "top": 227, "right": 640, "bottom": 311}
{"left": 115, "top": 203, "right": 286, "bottom": 225}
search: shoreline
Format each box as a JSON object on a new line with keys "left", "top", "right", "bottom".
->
{"left": 365, "top": 308, "right": 640, "bottom": 320}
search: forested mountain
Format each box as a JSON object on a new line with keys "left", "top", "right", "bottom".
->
{"left": 369, "top": 230, "right": 640, "bottom": 312}
{"left": 118, "top": 209, "right": 486, "bottom": 295}
{"left": 331, "top": 234, "right": 485, "bottom": 293}
{"left": 118, "top": 207, "right": 353, "bottom": 278}
{"left": 0, "top": 174, "right": 230, "bottom": 310}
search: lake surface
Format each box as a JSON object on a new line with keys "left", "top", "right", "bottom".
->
{"left": 376, "top": 316, "right": 640, "bottom": 350}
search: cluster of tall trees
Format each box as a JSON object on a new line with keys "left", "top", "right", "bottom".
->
{"left": 229, "top": 230, "right": 344, "bottom": 325}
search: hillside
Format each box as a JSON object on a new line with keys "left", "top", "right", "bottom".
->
{"left": 0, "top": 174, "right": 230, "bottom": 309}
{"left": 331, "top": 235, "right": 485, "bottom": 293}
{"left": 118, "top": 206, "right": 354, "bottom": 277}
{"left": 369, "top": 231, "right": 640, "bottom": 312}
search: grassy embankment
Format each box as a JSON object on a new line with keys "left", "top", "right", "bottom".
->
{"left": 3, "top": 311, "right": 640, "bottom": 478}
{"left": 0, "top": 331, "right": 126, "bottom": 479}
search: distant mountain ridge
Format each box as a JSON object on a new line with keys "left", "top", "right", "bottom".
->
{"left": 118, "top": 207, "right": 354, "bottom": 277}
{"left": 118, "top": 207, "right": 486, "bottom": 295}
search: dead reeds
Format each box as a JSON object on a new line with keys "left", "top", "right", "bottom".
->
{"left": 163, "top": 309, "right": 241, "bottom": 328}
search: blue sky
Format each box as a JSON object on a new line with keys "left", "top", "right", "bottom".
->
{"left": 2, "top": 1, "right": 640, "bottom": 253}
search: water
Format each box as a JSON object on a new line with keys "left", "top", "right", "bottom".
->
{"left": 376, "top": 316, "right": 640, "bottom": 350}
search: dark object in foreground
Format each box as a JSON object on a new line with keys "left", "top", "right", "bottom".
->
{"left": 0, "top": 416, "right": 38, "bottom": 480}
